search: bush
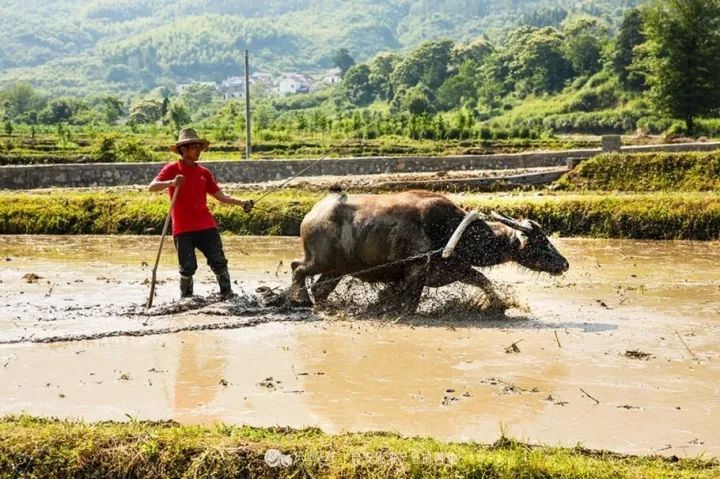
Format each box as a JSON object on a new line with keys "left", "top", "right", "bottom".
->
{"left": 91, "top": 134, "right": 160, "bottom": 162}
{"left": 557, "top": 151, "right": 720, "bottom": 192}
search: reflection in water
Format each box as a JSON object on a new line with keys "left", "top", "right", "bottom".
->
{"left": 172, "top": 333, "right": 227, "bottom": 422}
{"left": 293, "top": 323, "right": 569, "bottom": 439}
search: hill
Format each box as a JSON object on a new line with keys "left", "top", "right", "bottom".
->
{"left": 0, "top": 0, "right": 641, "bottom": 96}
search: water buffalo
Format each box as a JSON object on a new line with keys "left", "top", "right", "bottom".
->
{"left": 289, "top": 190, "right": 568, "bottom": 313}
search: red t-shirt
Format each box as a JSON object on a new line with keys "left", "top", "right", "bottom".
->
{"left": 154, "top": 161, "right": 221, "bottom": 236}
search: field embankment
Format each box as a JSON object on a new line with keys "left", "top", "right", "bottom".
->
{"left": 1, "top": 189, "right": 719, "bottom": 240}
{"left": 1, "top": 151, "right": 719, "bottom": 239}
{"left": 558, "top": 151, "right": 720, "bottom": 191}
{"left": 0, "top": 416, "right": 717, "bottom": 479}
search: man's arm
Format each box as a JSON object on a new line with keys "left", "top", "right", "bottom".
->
{"left": 149, "top": 175, "right": 184, "bottom": 192}
{"left": 212, "top": 190, "right": 254, "bottom": 212}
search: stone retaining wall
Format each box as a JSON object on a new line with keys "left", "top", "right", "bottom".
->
{"left": 1, "top": 142, "right": 718, "bottom": 190}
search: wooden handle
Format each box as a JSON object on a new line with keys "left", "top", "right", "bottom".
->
{"left": 146, "top": 185, "right": 181, "bottom": 308}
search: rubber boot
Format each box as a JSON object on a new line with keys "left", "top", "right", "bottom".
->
{"left": 216, "top": 269, "right": 234, "bottom": 299}
{"left": 180, "top": 275, "right": 193, "bottom": 298}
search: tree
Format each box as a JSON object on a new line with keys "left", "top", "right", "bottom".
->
{"left": 400, "top": 86, "right": 433, "bottom": 115}
{"left": 0, "top": 82, "right": 45, "bottom": 121}
{"left": 451, "top": 38, "right": 493, "bottom": 70}
{"left": 179, "top": 83, "right": 219, "bottom": 114}
{"left": 129, "top": 98, "right": 163, "bottom": 124}
{"left": 641, "top": 0, "right": 720, "bottom": 133}
{"left": 369, "top": 53, "right": 401, "bottom": 101}
{"left": 389, "top": 40, "right": 454, "bottom": 103}
{"left": 166, "top": 101, "right": 191, "bottom": 132}
{"left": 332, "top": 48, "right": 355, "bottom": 76}
{"left": 562, "top": 16, "right": 608, "bottom": 77}
{"left": 506, "top": 27, "right": 573, "bottom": 95}
{"left": 98, "top": 96, "right": 125, "bottom": 124}
{"left": 342, "top": 64, "right": 374, "bottom": 106}
{"left": 613, "top": 9, "right": 646, "bottom": 91}
{"left": 411, "top": 40, "right": 455, "bottom": 90}
{"left": 436, "top": 61, "right": 480, "bottom": 110}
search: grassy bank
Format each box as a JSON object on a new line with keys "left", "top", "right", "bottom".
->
{"left": 0, "top": 131, "right": 599, "bottom": 165}
{"left": 1, "top": 189, "right": 719, "bottom": 240}
{"left": 559, "top": 151, "right": 720, "bottom": 191}
{"left": 1, "top": 416, "right": 717, "bottom": 479}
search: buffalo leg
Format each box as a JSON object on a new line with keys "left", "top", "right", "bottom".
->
{"left": 290, "top": 261, "right": 320, "bottom": 306}
{"left": 457, "top": 268, "right": 505, "bottom": 311}
{"left": 399, "top": 265, "right": 427, "bottom": 314}
{"left": 369, "top": 282, "right": 405, "bottom": 314}
{"left": 311, "top": 274, "right": 341, "bottom": 305}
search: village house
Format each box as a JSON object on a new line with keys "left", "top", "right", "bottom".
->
{"left": 276, "top": 73, "right": 312, "bottom": 95}
{"left": 320, "top": 67, "right": 342, "bottom": 85}
{"left": 218, "top": 76, "right": 245, "bottom": 99}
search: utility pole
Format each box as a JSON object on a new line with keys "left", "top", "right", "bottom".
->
{"left": 244, "top": 50, "right": 252, "bottom": 160}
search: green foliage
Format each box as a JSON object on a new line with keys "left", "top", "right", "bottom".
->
{"left": 506, "top": 27, "right": 574, "bottom": 96}
{"left": 332, "top": 48, "right": 355, "bottom": 75}
{"left": 129, "top": 98, "right": 163, "bottom": 125}
{"left": 561, "top": 15, "right": 608, "bottom": 77}
{"left": 0, "top": 82, "right": 46, "bottom": 123}
{"left": 166, "top": 101, "right": 191, "bottom": 133}
{"left": 558, "top": 152, "right": 720, "bottom": 192}
{"left": 179, "top": 83, "right": 221, "bottom": 120}
{"left": 342, "top": 64, "right": 374, "bottom": 106}
{"left": 1, "top": 188, "right": 719, "bottom": 240}
{"left": 0, "top": 416, "right": 717, "bottom": 479}
{"left": 613, "top": 8, "right": 646, "bottom": 91}
{"left": 640, "top": 0, "right": 720, "bottom": 133}
{"left": 91, "top": 134, "right": 161, "bottom": 162}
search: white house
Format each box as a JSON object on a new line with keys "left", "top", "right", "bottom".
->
{"left": 276, "top": 73, "right": 312, "bottom": 95}
{"left": 219, "top": 76, "right": 245, "bottom": 99}
{"left": 321, "top": 67, "right": 342, "bottom": 85}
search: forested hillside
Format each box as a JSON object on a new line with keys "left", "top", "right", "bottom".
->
{"left": 1, "top": 0, "right": 640, "bottom": 95}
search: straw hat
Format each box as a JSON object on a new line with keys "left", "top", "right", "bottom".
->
{"left": 170, "top": 128, "right": 210, "bottom": 155}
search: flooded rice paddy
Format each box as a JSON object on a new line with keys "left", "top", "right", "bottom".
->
{"left": 1, "top": 235, "right": 719, "bottom": 458}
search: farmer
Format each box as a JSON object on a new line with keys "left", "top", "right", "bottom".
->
{"left": 149, "top": 128, "right": 253, "bottom": 299}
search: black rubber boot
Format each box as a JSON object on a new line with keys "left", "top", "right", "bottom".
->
{"left": 180, "top": 275, "right": 193, "bottom": 298}
{"left": 216, "top": 269, "right": 234, "bottom": 299}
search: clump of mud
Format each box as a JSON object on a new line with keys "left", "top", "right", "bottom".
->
{"left": 1, "top": 292, "right": 315, "bottom": 345}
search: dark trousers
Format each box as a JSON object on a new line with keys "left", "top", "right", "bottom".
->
{"left": 173, "top": 228, "right": 228, "bottom": 278}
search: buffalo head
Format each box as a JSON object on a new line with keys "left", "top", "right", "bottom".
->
{"left": 491, "top": 212, "right": 569, "bottom": 275}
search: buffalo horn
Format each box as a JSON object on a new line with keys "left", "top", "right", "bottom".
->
{"left": 490, "top": 211, "right": 533, "bottom": 233}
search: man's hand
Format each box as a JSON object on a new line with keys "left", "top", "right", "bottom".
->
{"left": 241, "top": 200, "right": 254, "bottom": 213}
{"left": 172, "top": 175, "right": 185, "bottom": 187}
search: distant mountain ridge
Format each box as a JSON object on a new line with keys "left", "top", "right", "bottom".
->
{"left": 0, "top": 0, "right": 641, "bottom": 95}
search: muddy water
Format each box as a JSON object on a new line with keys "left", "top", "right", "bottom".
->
{"left": 1, "top": 235, "right": 719, "bottom": 458}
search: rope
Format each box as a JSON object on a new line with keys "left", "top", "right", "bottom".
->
{"left": 251, "top": 116, "right": 385, "bottom": 206}
{"left": 305, "top": 247, "right": 446, "bottom": 292}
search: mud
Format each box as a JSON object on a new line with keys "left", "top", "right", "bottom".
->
{"left": 1, "top": 235, "right": 720, "bottom": 458}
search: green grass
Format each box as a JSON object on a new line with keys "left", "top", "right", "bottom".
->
{"left": 0, "top": 416, "right": 716, "bottom": 479}
{"left": 0, "top": 130, "right": 597, "bottom": 164}
{"left": 1, "top": 189, "right": 719, "bottom": 240}
{"left": 558, "top": 151, "right": 720, "bottom": 192}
